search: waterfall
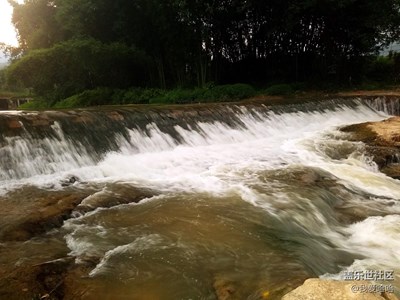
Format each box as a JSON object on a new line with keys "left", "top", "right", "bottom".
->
{"left": 0, "top": 98, "right": 388, "bottom": 185}
{"left": 364, "top": 96, "right": 400, "bottom": 116}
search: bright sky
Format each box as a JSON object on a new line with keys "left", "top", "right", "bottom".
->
{"left": 0, "top": 0, "right": 18, "bottom": 47}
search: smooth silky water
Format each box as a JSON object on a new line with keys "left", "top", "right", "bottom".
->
{"left": 0, "top": 100, "right": 399, "bottom": 299}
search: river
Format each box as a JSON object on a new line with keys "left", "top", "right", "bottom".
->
{"left": 0, "top": 98, "right": 399, "bottom": 299}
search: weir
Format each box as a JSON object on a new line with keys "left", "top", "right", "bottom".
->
{"left": 0, "top": 96, "right": 399, "bottom": 299}
{"left": 0, "top": 96, "right": 398, "bottom": 182}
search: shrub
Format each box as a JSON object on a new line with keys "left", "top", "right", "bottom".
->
{"left": 53, "top": 87, "right": 113, "bottom": 108}
{"left": 52, "top": 83, "right": 257, "bottom": 108}
{"left": 6, "top": 39, "right": 150, "bottom": 102}
{"left": 148, "top": 84, "right": 255, "bottom": 104}
{"left": 366, "top": 56, "right": 395, "bottom": 82}
{"left": 123, "top": 88, "right": 165, "bottom": 104}
{"left": 203, "top": 84, "right": 256, "bottom": 101}
{"left": 149, "top": 88, "right": 202, "bottom": 104}
{"left": 264, "top": 84, "right": 294, "bottom": 95}
{"left": 18, "top": 99, "right": 48, "bottom": 110}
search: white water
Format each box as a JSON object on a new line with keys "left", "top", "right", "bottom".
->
{"left": 1, "top": 101, "right": 400, "bottom": 294}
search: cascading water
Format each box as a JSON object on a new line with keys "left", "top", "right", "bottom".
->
{"left": 365, "top": 96, "right": 400, "bottom": 116}
{"left": 0, "top": 98, "right": 399, "bottom": 299}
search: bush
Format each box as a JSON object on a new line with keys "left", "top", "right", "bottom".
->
{"left": 51, "top": 83, "right": 257, "bottom": 108}
{"left": 53, "top": 87, "right": 113, "bottom": 108}
{"left": 6, "top": 39, "right": 150, "bottom": 102}
{"left": 149, "top": 84, "right": 255, "bottom": 104}
{"left": 203, "top": 84, "right": 256, "bottom": 101}
{"left": 117, "top": 88, "right": 165, "bottom": 104}
{"left": 18, "top": 99, "right": 48, "bottom": 110}
{"left": 366, "top": 56, "right": 395, "bottom": 82}
{"left": 157, "top": 88, "right": 206, "bottom": 104}
{"left": 264, "top": 84, "right": 294, "bottom": 96}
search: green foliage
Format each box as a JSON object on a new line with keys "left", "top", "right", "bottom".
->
{"left": 150, "top": 88, "right": 205, "bottom": 104}
{"left": 366, "top": 56, "right": 395, "bottom": 82}
{"left": 264, "top": 84, "right": 294, "bottom": 96}
{"left": 112, "top": 88, "right": 165, "bottom": 105}
{"left": 6, "top": 39, "right": 150, "bottom": 103}
{"left": 357, "top": 83, "right": 381, "bottom": 91}
{"left": 9, "top": 0, "right": 62, "bottom": 50}
{"left": 6, "top": 0, "right": 400, "bottom": 100}
{"left": 18, "top": 99, "right": 48, "bottom": 110}
{"left": 203, "top": 84, "right": 256, "bottom": 101}
{"left": 149, "top": 84, "right": 256, "bottom": 104}
{"left": 33, "top": 84, "right": 257, "bottom": 108}
{"left": 53, "top": 88, "right": 113, "bottom": 108}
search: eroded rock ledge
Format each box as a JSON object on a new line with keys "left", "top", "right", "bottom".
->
{"left": 341, "top": 117, "right": 400, "bottom": 179}
{"left": 282, "top": 279, "right": 398, "bottom": 300}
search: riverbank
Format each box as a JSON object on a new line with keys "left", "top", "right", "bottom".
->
{"left": 15, "top": 85, "right": 400, "bottom": 111}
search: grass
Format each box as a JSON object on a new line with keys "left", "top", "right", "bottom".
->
{"left": 18, "top": 99, "right": 49, "bottom": 110}
{"left": 32, "top": 84, "right": 257, "bottom": 109}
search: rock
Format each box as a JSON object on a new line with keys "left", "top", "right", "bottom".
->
{"left": 341, "top": 117, "right": 400, "bottom": 179}
{"left": 0, "top": 189, "right": 90, "bottom": 241}
{"left": 60, "top": 175, "right": 80, "bottom": 187}
{"left": 300, "top": 170, "right": 321, "bottom": 184}
{"left": 0, "top": 258, "right": 69, "bottom": 299}
{"left": 381, "top": 164, "right": 400, "bottom": 179}
{"left": 7, "top": 119, "right": 22, "bottom": 129}
{"left": 107, "top": 111, "right": 124, "bottom": 121}
{"left": 0, "top": 256, "right": 96, "bottom": 300}
{"left": 282, "top": 279, "right": 399, "bottom": 300}
{"left": 213, "top": 278, "right": 237, "bottom": 300}
{"left": 73, "top": 183, "right": 156, "bottom": 215}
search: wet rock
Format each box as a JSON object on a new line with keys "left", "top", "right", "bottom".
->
{"left": 73, "top": 183, "right": 156, "bottom": 215}
{"left": 23, "top": 115, "right": 52, "bottom": 127}
{"left": 381, "top": 164, "right": 400, "bottom": 179}
{"left": 0, "top": 258, "right": 69, "bottom": 299}
{"left": 73, "top": 114, "right": 93, "bottom": 124}
{"left": 341, "top": 117, "right": 400, "bottom": 179}
{"left": 213, "top": 277, "right": 237, "bottom": 300}
{"left": 0, "top": 256, "right": 96, "bottom": 300}
{"left": 0, "top": 189, "right": 90, "bottom": 241}
{"left": 7, "top": 118, "right": 23, "bottom": 129}
{"left": 107, "top": 111, "right": 124, "bottom": 121}
{"left": 282, "top": 278, "right": 399, "bottom": 300}
{"left": 300, "top": 170, "right": 321, "bottom": 184}
{"left": 60, "top": 176, "right": 80, "bottom": 187}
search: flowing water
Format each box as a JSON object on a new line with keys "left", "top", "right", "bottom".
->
{"left": 0, "top": 99, "right": 399, "bottom": 299}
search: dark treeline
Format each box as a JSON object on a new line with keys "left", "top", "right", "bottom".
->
{"left": 3, "top": 0, "right": 400, "bottom": 104}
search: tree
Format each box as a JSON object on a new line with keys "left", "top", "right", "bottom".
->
{"left": 6, "top": 39, "right": 150, "bottom": 103}
{"left": 6, "top": 0, "right": 400, "bottom": 101}
{"left": 8, "top": 0, "right": 64, "bottom": 51}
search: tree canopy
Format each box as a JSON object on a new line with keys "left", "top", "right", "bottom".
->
{"left": 5, "top": 0, "right": 400, "bottom": 101}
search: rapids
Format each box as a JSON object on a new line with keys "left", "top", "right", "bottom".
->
{"left": 0, "top": 98, "right": 399, "bottom": 299}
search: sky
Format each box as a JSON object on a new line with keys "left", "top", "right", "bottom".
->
{"left": 0, "top": 0, "right": 19, "bottom": 62}
{"left": 0, "top": 0, "right": 18, "bottom": 46}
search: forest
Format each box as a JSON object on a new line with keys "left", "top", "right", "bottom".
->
{"left": 2, "top": 0, "right": 400, "bottom": 106}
